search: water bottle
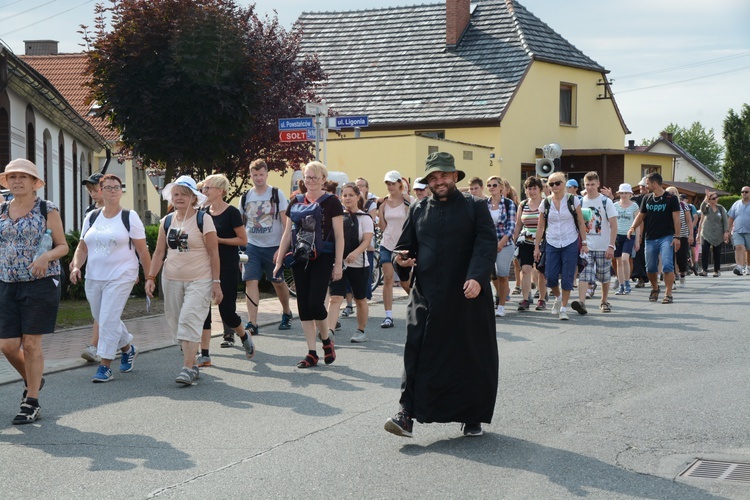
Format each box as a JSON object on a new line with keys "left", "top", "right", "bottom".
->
{"left": 34, "top": 229, "right": 53, "bottom": 261}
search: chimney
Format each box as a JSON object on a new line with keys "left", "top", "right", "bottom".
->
{"left": 628, "top": 140, "right": 635, "bottom": 150}
{"left": 446, "top": 0, "right": 471, "bottom": 49}
{"left": 24, "top": 40, "right": 59, "bottom": 56}
{"left": 667, "top": 133, "right": 673, "bottom": 143}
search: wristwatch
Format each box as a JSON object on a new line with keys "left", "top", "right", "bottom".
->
{"left": 581, "top": 240, "right": 588, "bottom": 245}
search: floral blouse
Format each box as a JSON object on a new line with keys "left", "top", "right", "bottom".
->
{"left": 0, "top": 198, "right": 62, "bottom": 282}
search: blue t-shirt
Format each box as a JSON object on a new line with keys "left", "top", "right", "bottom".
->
{"left": 614, "top": 201, "right": 639, "bottom": 235}
{"left": 728, "top": 200, "right": 750, "bottom": 234}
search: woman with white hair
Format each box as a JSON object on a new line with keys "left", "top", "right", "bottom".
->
{"left": 196, "top": 174, "right": 251, "bottom": 366}
{"left": 145, "top": 176, "right": 223, "bottom": 385}
{"left": 0, "top": 159, "right": 68, "bottom": 424}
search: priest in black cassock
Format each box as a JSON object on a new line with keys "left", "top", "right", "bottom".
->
{"left": 384, "top": 152, "right": 499, "bottom": 438}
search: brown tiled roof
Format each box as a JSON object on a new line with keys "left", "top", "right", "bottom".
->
{"left": 19, "top": 53, "right": 119, "bottom": 142}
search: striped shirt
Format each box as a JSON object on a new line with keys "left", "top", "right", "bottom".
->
{"left": 519, "top": 198, "right": 542, "bottom": 239}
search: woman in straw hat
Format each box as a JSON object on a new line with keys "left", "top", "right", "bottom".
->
{"left": 145, "top": 175, "right": 223, "bottom": 386}
{"left": 0, "top": 159, "right": 68, "bottom": 424}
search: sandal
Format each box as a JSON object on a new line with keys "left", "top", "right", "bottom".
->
{"left": 296, "top": 353, "right": 319, "bottom": 368}
{"left": 661, "top": 295, "right": 673, "bottom": 304}
{"left": 599, "top": 302, "right": 612, "bottom": 313}
{"left": 648, "top": 286, "right": 660, "bottom": 302}
{"left": 322, "top": 339, "right": 336, "bottom": 365}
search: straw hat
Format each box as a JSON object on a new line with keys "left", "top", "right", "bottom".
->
{"left": 0, "top": 159, "right": 45, "bottom": 190}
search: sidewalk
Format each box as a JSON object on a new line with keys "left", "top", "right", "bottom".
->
{"left": 0, "top": 284, "right": 409, "bottom": 385}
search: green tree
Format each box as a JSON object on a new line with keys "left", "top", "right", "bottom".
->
{"left": 85, "top": 0, "right": 324, "bottom": 206}
{"left": 720, "top": 104, "right": 750, "bottom": 193}
{"left": 641, "top": 122, "right": 724, "bottom": 173}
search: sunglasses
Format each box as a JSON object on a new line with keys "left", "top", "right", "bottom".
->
{"left": 414, "top": 188, "right": 425, "bottom": 192}
{"left": 742, "top": 191, "right": 749, "bottom": 194}
{"left": 487, "top": 183, "right": 500, "bottom": 188}
{"left": 548, "top": 181, "right": 564, "bottom": 187}
{"left": 709, "top": 197, "right": 718, "bottom": 200}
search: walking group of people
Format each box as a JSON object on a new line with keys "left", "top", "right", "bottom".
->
{"left": 2, "top": 152, "right": 748, "bottom": 440}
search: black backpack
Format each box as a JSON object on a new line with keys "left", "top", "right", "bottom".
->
{"left": 343, "top": 211, "right": 373, "bottom": 266}
{"left": 163, "top": 209, "right": 206, "bottom": 234}
{"left": 83, "top": 208, "right": 134, "bottom": 250}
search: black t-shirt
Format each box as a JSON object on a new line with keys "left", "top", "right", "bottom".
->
{"left": 207, "top": 205, "right": 244, "bottom": 269}
{"left": 640, "top": 191, "right": 680, "bottom": 240}
{"left": 286, "top": 193, "right": 344, "bottom": 243}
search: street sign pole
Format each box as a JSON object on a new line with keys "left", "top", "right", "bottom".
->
{"left": 322, "top": 113, "right": 327, "bottom": 165}
{"left": 314, "top": 114, "right": 320, "bottom": 161}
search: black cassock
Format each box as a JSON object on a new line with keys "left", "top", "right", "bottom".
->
{"left": 395, "top": 189, "right": 499, "bottom": 424}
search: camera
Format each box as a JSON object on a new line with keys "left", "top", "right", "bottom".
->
{"left": 167, "top": 227, "right": 189, "bottom": 252}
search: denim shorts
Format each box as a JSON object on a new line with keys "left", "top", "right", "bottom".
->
{"left": 645, "top": 235, "right": 675, "bottom": 274}
{"left": 380, "top": 246, "right": 394, "bottom": 266}
{"left": 242, "top": 244, "right": 283, "bottom": 282}
{"left": 732, "top": 232, "right": 750, "bottom": 250}
{"left": 543, "top": 240, "right": 578, "bottom": 291}
{"left": 0, "top": 276, "right": 61, "bottom": 337}
{"left": 614, "top": 234, "right": 635, "bottom": 257}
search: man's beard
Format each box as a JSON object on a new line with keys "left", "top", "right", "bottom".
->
{"left": 436, "top": 183, "right": 457, "bottom": 200}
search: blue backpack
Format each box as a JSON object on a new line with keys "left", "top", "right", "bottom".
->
{"left": 289, "top": 193, "right": 333, "bottom": 263}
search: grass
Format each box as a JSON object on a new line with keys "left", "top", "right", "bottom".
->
{"left": 56, "top": 296, "right": 164, "bottom": 330}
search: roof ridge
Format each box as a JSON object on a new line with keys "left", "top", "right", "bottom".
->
{"left": 506, "top": 0, "right": 533, "bottom": 60}
{"left": 300, "top": 2, "right": 440, "bottom": 18}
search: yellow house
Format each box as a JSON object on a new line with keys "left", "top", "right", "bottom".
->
{"left": 290, "top": 0, "right": 673, "bottom": 194}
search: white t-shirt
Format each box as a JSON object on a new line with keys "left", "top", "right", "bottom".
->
{"left": 581, "top": 193, "right": 618, "bottom": 251}
{"left": 81, "top": 209, "right": 146, "bottom": 281}
{"left": 347, "top": 211, "right": 374, "bottom": 269}
{"left": 241, "top": 186, "right": 289, "bottom": 248}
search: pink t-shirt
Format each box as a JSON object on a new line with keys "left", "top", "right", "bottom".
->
{"left": 163, "top": 211, "right": 216, "bottom": 281}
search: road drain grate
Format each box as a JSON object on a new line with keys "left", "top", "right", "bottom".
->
{"left": 680, "top": 460, "right": 750, "bottom": 483}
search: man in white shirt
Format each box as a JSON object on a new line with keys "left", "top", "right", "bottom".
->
{"left": 572, "top": 171, "right": 618, "bottom": 315}
{"left": 236, "top": 160, "right": 293, "bottom": 345}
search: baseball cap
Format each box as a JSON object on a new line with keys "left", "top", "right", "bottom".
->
{"left": 638, "top": 176, "right": 648, "bottom": 187}
{"left": 413, "top": 177, "right": 427, "bottom": 190}
{"left": 82, "top": 172, "right": 104, "bottom": 186}
{"left": 383, "top": 170, "right": 402, "bottom": 183}
{"left": 566, "top": 179, "right": 578, "bottom": 188}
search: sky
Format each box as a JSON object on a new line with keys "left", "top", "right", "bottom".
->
{"left": 1, "top": 0, "right": 749, "bottom": 146}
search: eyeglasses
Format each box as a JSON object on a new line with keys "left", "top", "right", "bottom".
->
{"left": 101, "top": 185, "right": 122, "bottom": 192}
{"left": 742, "top": 191, "right": 749, "bottom": 194}
{"left": 200, "top": 186, "right": 218, "bottom": 192}
{"left": 304, "top": 176, "right": 321, "bottom": 182}
{"left": 548, "top": 181, "right": 563, "bottom": 187}
{"left": 487, "top": 183, "right": 500, "bottom": 188}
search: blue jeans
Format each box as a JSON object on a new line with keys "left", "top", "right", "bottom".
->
{"left": 645, "top": 235, "right": 675, "bottom": 274}
{"left": 544, "top": 240, "right": 579, "bottom": 291}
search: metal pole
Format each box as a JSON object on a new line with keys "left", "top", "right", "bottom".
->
{"left": 323, "top": 114, "right": 327, "bottom": 166}
{"left": 314, "top": 114, "right": 320, "bottom": 161}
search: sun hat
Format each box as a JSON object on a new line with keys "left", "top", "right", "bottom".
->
{"left": 383, "top": 170, "right": 402, "bottom": 183}
{"left": 566, "top": 179, "right": 578, "bottom": 188}
{"left": 0, "top": 159, "right": 45, "bottom": 189}
{"left": 638, "top": 176, "right": 649, "bottom": 187}
{"left": 81, "top": 172, "right": 104, "bottom": 186}
{"left": 423, "top": 152, "right": 465, "bottom": 182}
{"left": 413, "top": 177, "right": 427, "bottom": 190}
{"left": 161, "top": 175, "right": 207, "bottom": 205}
{"left": 617, "top": 183, "right": 633, "bottom": 194}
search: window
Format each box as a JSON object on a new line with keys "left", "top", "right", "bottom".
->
{"left": 463, "top": 151, "right": 473, "bottom": 161}
{"left": 641, "top": 165, "right": 661, "bottom": 177}
{"left": 560, "top": 83, "right": 577, "bottom": 126}
{"left": 427, "top": 145, "right": 439, "bottom": 155}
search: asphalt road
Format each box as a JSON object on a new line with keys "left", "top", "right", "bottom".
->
{"left": 0, "top": 275, "right": 748, "bottom": 499}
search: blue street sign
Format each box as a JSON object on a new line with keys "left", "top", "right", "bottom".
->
{"left": 334, "top": 116, "right": 369, "bottom": 128}
{"left": 278, "top": 117, "right": 314, "bottom": 130}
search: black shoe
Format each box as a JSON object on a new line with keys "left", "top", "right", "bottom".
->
{"left": 462, "top": 423, "right": 483, "bottom": 437}
{"left": 571, "top": 300, "right": 588, "bottom": 315}
{"left": 384, "top": 410, "right": 413, "bottom": 438}
{"left": 13, "top": 400, "right": 40, "bottom": 425}
{"left": 220, "top": 333, "right": 235, "bottom": 348}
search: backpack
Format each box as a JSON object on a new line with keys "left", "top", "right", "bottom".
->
{"left": 289, "top": 193, "right": 333, "bottom": 264}
{"left": 82, "top": 208, "right": 134, "bottom": 250}
{"left": 241, "top": 187, "right": 280, "bottom": 220}
{"left": 376, "top": 195, "right": 410, "bottom": 211}
{"left": 163, "top": 209, "right": 206, "bottom": 234}
{"left": 343, "top": 211, "right": 373, "bottom": 266}
{"left": 543, "top": 193, "right": 581, "bottom": 233}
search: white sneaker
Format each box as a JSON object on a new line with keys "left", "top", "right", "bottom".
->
{"left": 495, "top": 305, "right": 505, "bottom": 317}
{"left": 551, "top": 300, "right": 561, "bottom": 315}
{"left": 350, "top": 330, "right": 367, "bottom": 343}
{"left": 81, "top": 344, "right": 100, "bottom": 363}
{"left": 679, "top": 276, "right": 686, "bottom": 287}
{"left": 744, "top": 266, "right": 749, "bottom": 275}
{"left": 559, "top": 310, "right": 569, "bottom": 321}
